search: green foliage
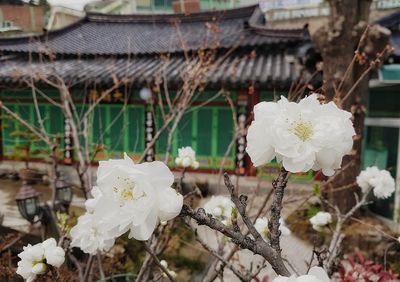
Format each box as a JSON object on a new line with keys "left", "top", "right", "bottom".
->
{"left": 119, "top": 234, "right": 146, "bottom": 274}
{"left": 231, "top": 207, "right": 238, "bottom": 220}
{"left": 391, "top": 258, "right": 400, "bottom": 276}
{"left": 10, "top": 130, "right": 39, "bottom": 141}
{"left": 307, "top": 206, "right": 320, "bottom": 218}
{"left": 312, "top": 183, "right": 321, "bottom": 197}
{"left": 8, "top": 125, "right": 43, "bottom": 167}
{"left": 163, "top": 253, "right": 206, "bottom": 273}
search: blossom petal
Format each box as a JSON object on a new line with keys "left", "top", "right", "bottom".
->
{"left": 128, "top": 208, "right": 158, "bottom": 241}
{"left": 308, "top": 266, "right": 330, "bottom": 282}
{"left": 157, "top": 187, "right": 183, "bottom": 221}
{"left": 246, "top": 121, "right": 275, "bottom": 166}
{"left": 135, "top": 161, "right": 174, "bottom": 187}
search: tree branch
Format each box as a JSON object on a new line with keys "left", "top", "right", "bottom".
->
{"left": 268, "top": 167, "right": 289, "bottom": 254}
{"left": 143, "top": 243, "right": 177, "bottom": 282}
{"left": 180, "top": 204, "right": 290, "bottom": 276}
{"left": 195, "top": 235, "right": 249, "bottom": 282}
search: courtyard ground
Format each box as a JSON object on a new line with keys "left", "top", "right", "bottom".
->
{"left": 0, "top": 173, "right": 315, "bottom": 281}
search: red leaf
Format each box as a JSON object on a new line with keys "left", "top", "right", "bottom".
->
{"left": 356, "top": 252, "right": 365, "bottom": 264}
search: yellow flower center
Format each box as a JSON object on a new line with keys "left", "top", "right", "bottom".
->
{"left": 113, "top": 176, "right": 147, "bottom": 206}
{"left": 32, "top": 257, "right": 44, "bottom": 267}
{"left": 262, "top": 227, "right": 269, "bottom": 238}
{"left": 91, "top": 226, "right": 100, "bottom": 236}
{"left": 291, "top": 120, "right": 314, "bottom": 141}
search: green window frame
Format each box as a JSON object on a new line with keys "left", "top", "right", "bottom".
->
{"left": 2, "top": 102, "right": 64, "bottom": 158}
{"left": 155, "top": 105, "right": 235, "bottom": 169}
{"left": 91, "top": 104, "right": 145, "bottom": 160}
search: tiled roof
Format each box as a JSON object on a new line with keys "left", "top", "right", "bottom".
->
{"left": 0, "top": 51, "right": 299, "bottom": 87}
{"left": 376, "top": 11, "right": 400, "bottom": 57}
{"left": 0, "top": 0, "right": 25, "bottom": 4}
{"left": 375, "top": 10, "right": 400, "bottom": 29}
{"left": 0, "top": 5, "right": 308, "bottom": 56}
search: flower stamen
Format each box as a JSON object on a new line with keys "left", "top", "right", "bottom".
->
{"left": 291, "top": 120, "right": 314, "bottom": 141}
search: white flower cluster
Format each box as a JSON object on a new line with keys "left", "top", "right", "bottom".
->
{"left": 273, "top": 266, "right": 330, "bottom": 282}
{"left": 356, "top": 166, "right": 396, "bottom": 199}
{"left": 203, "top": 195, "right": 234, "bottom": 225}
{"left": 254, "top": 217, "right": 291, "bottom": 240}
{"left": 160, "top": 260, "right": 177, "bottom": 278}
{"left": 17, "top": 238, "right": 65, "bottom": 282}
{"left": 309, "top": 212, "right": 332, "bottom": 232}
{"left": 70, "top": 153, "right": 183, "bottom": 254}
{"left": 175, "top": 146, "right": 200, "bottom": 169}
{"left": 246, "top": 94, "right": 355, "bottom": 176}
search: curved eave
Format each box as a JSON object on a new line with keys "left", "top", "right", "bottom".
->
{"left": 0, "top": 52, "right": 300, "bottom": 90}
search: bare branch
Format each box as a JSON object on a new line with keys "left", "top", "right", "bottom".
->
{"left": 143, "top": 243, "right": 177, "bottom": 282}
{"left": 180, "top": 204, "right": 290, "bottom": 276}
{"left": 195, "top": 235, "right": 249, "bottom": 282}
{"left": 268, "top": 167, "right": 290, "bottom": 254}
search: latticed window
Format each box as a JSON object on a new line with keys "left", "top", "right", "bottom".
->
{"left": 91, "top": 104, "right": 145, "bottom": 158}
{"left": 153, "top": 0, "right": 173, "bottom": 9}
{"left": 156, "top": 102, "right": 235, "bottom": 169}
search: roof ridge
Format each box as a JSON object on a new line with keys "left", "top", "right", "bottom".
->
{"left": 86, "top": 4, "right": 257, "bottom": 23}
{"left": 375, "top": 10, "right": 400, "bottom": 28}
{"left": 0, "top": 4, "right": 308, "bottom": 57}
{"left": 246, "top": 6, "right": 308, "bottom": 39}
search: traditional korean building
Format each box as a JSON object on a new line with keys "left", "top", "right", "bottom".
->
{"left": 365, "top": 10, "right": 400, "bottom": 223}
{"left": 0, "top": 5, "right": 310, "bottom": 177}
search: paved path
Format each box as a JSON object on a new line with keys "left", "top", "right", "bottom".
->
{"left": 0, "top": 188, "right": 29, "bottom": 232}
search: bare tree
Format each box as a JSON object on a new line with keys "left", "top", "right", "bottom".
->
{"left": 313, "top": 0, "right": 391, "bottom": 211}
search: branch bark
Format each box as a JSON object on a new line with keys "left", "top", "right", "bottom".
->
{"left": 181, "top": 203, "right": 290, "bottom": 276}
{"left": 268, "top": 167, "right": 289, "bottom": 254}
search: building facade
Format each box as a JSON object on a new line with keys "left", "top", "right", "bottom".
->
{"left": 0, "top": 0, "right": 46, "bottom": 35}
{"left": 0, "top": 5, "right": 309, "bottom": 176}
{"left": 364, "top": 11, "right": 400, "bottom": 223}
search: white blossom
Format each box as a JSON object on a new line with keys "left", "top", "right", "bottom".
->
{"left": 254, "top": 217, "right": 269, "bottom": 238}
{"left": 309, "top": 212, "right": 332, "bottom": 232}
{"left": 273, "top": 266, "right": 330, "bottom": 282}
{"left": 279, "top": 219, "right": 291, "bottom": 236}
{"left": 84, "top": 186, "right": 102, "bottom": 213}
{"left": 70, "top": 213, "right": 116, "bottom": 255}
{"left": 160, "top": 260, "right": 169, "bottom": 269}
{"left": 175, "top": 146, "right": 200, "bottom": 169}
{"left": 42, "top": 238, "right": 65, "bottom": 267}
{"left": 159, "top": 259, "right": 177, "bottom": 278}
{"left": 71, "top": 153, "right": 183, "bottom": 254}
{"left": 16, "top": 238, "right": 65, "bottom": 282}
{"left": 246, "top": 94, "right": 355, "bottom": 176}
{"left": 203, "top": 195, "right": 234, "bottom": 222}
{"left": 356, "top": 166, "right": 395, "bottom": 199}
{"left": 168, "top": 270, "right": 178, "bottom": 278}
{"left": 254, "top": 217, "right": 291, "bottom": 240}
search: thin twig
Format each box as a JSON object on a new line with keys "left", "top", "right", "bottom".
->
{"left": 180, "top": 204, "right": 290, "bottom": 276}
{"left": 48, "top": 265, "right": 61, "bottom": 282}
{"left": 196, "top": 235, "right": 249, "bottom": 282}
{"left": 83, "top": 255, "right": 94, "bottom": 282}
{"left": 143, "top": 243, "right": 177, "bottom": 282}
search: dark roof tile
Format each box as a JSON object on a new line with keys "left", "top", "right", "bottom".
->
{"left": 0, "top": 5, "right": 307, "bottom": 56}
{"left": 0, "top": 52, "right": 298, "bottom": 87}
